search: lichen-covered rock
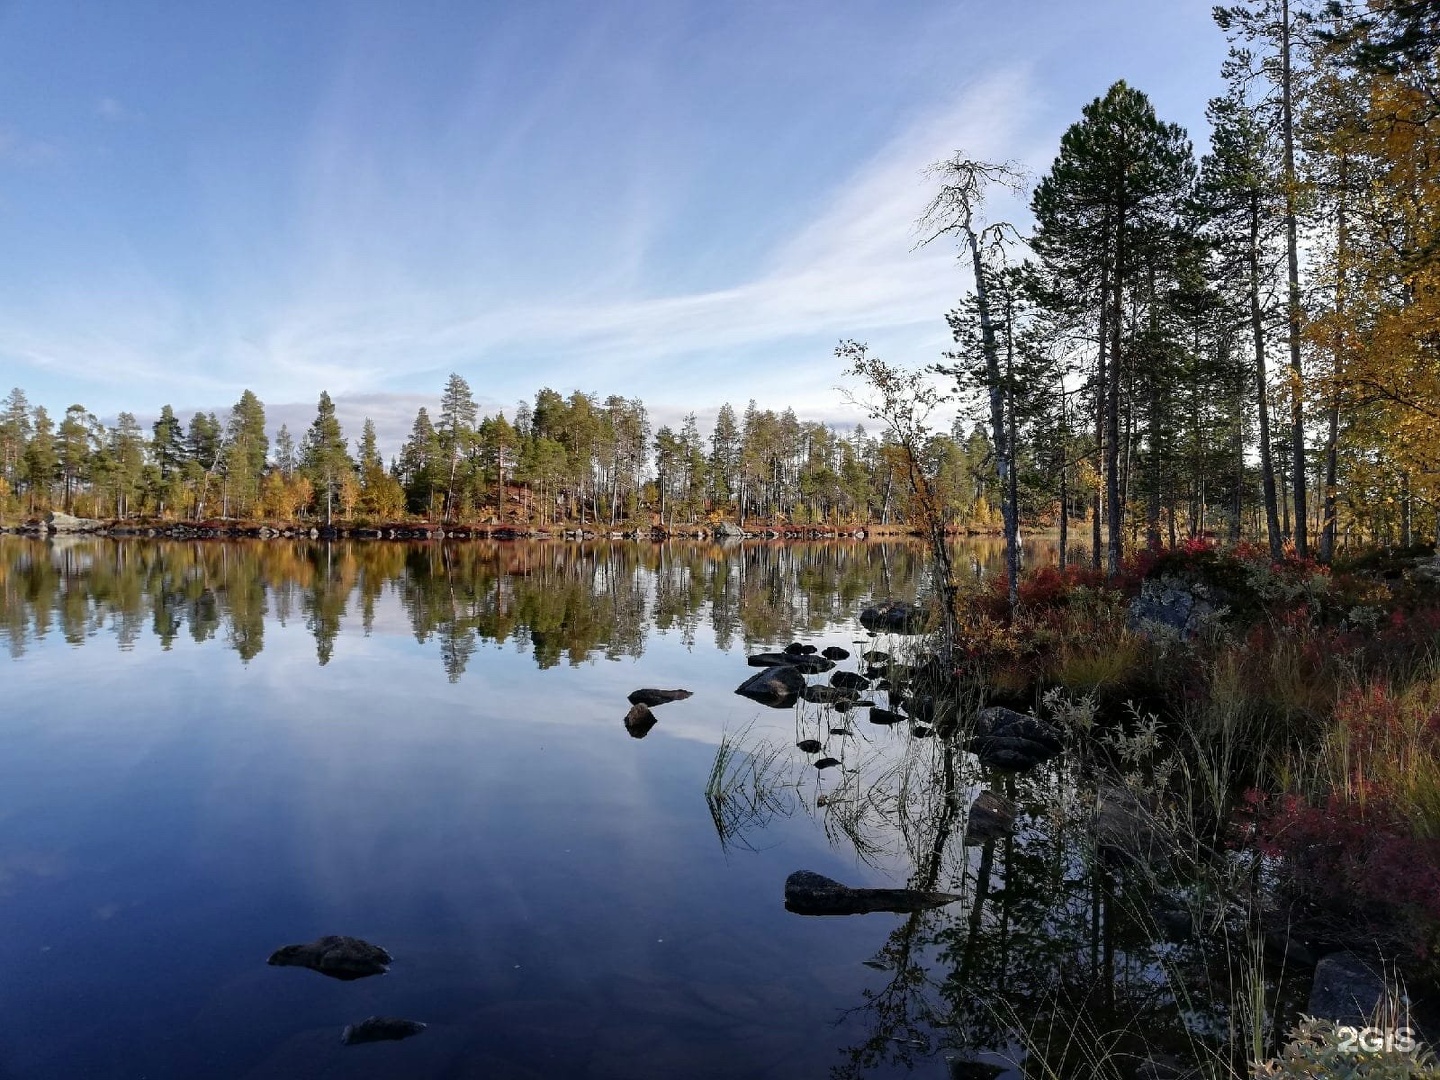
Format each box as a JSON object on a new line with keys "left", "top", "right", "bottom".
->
{"left": 1307, "top": 951, "right": 1389, "bottom": 1026}
{"left": 1128, "top": 576, "right": 1221, "bottom": 641}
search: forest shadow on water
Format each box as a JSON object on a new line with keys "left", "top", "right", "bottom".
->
{"left": 0, "top": 534, "right": 1334, "bottom": 1080}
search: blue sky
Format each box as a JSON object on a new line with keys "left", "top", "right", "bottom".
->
{"left": 0, "top": 0, "right": 1224, "bottom": 454}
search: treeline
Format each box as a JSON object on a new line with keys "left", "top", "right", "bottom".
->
{"left": 917, "top": 1, "right": 1440, "bottom": 571}
{"left": 0, "top": 537, "right": 931, "bottom": 673}
{"left": 0, "top": 379, "right": 1016, "bottom": 529}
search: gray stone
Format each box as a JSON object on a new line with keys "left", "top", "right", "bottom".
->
{"left": 735, "top": 665, "right": 806, "bottom": 709}
{"left": 868, "top": 707, "right": 906, "bottom": 726}
{"left": 784, "top": 870, "right": 963, "bottom": 916}
{"left": 796, "top": 739, "right": 822, "bottom": 753}
{"left": 44, "top": 511, "right": 105, "bottom": 533}
{"left": 341, "top": 1016, "right": 427, "bottom": 1045}
{"left": 746, "top": 652, "right": 834, "bottom": 674}
{"left": 830, "top": 671, "right": 871, "bottom": 691}
{"left": 712, "top": 521, "right": 747, "bottom": 539}
{"left": 821, "top": 646, "right": 850, "bottom": 661}
{"left": 967, "top": 708, "right": 1063, "bottom": 771}
{"left": 1308, "top": 951, "right": 1389, "bottom": 1025}
{"left": 267, "top": 935, "right": 392, "bottom": 980}
{"left": 1092, "top": 787, "right": 1173, "bottom": 870}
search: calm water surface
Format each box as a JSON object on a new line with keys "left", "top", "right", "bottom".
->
{"left": 0, "top": 535, "right": 1147, "bottom": 1080}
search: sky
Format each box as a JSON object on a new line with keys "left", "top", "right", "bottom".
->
{"left": 0, "top": 0, "right": 1227, "bottom": 457}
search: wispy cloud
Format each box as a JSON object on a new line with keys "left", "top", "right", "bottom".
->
{"left": 96, "top": 97, "right": 139, "bottom": 123}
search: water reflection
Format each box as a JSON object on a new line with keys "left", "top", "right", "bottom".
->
{"left": 0, "top": 536, "right": 1048, "bottom": 672}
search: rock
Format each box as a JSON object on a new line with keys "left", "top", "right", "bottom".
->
{"left": 821, "top": 646, "right": 850, "bottom": 661}
{"left": 1150, "top": 897, "right": 1194, "bottom": 944}
{"left": 868, "top": 708, "right": 906, "bottom": 726}
{"left": 859, "top": 599, "right": 928, "bottom": 634}
{"left": 784, "top": 870, "right": 963, "bottom": 916}
{"left": 268, "top": 935, "right": 392, "bottom": 980}
{"left": 623, "top": 703, "right": 658, "bottom": 738}
{"left": 713, "top": 521, "right": 747, "bottom": 539}
{"left": 627, "top": 688, "right": 693, "bottom": 708}
{"left": 783, "top": 642, "right": 818, "bottom": 656}
{"left": 746, "top": 652, "right": 834, "bottom": 674}
{"left": 803, "top": 684, "right": 859, "bottom": 705}
{"left": 911, "top": 725, "right": 934, "bottom": 738}
{"left": 861, "top": 650, "right": 891, "bottom": 664}
{"left": 829, "top": 727, "right": 853, "bottom": 736}
{"left": 341, "top": 1017, "right": 428, "bottom": 1046}
{"left": 830, "top": 671, "right": 871, "bottom": 691}
{"left": 1128, "top": 576, "right": 1220, "bottom": 641}
{"left": 967, "top": 707, "right": 1064, "bottom": 771}
{"left": 735, "top": 665, "right": 806, "bottom": 709}
{"left": 1264, "top": 929, "right": 1318, "bottom": 968}
{"left": 1308, "top": 951, "right": 1389, "bottom": 1026}
{"left": 814, "top": 756, "right": 841, "bottom": 770}
{"left": 1092, "top": 787, "right": 1172, "bottom": 870}
{"left": 964, "top": 790, "right": 1017, "bottom": 844}
{"left": 44, "top": 511, "right": 105, "bottom": 533}
{"left": 796, "top": 739, "right": 822, "bottom": 753}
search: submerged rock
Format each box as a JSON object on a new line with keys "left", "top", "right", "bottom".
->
{"left": 965, "top": 790, "right": 1017, "bottom": 845}
{"left": 796, "top": 738, "right": 823, "bottom": 754}
{"left": 626, "top": 688, "right": 693, "bottom": 708}
{"left": 341, "top": 1017, "right": 428, "bottom": 1046}
{"left": 859, "top": 600, "right": 928, "bottom": 634}
{"left": 821, "top": 646, "right": 850, "bottom": 661}
{"left": 830, "top": 671, "right": 871, "bottom": 691}
{"left": 735, "top": 665, "right": 806, "bottom": 708}
{"left": 803, "top": 684, "right": 859, "bottom": 705}
{"left": 784, "top": 870, "right": 962, "bottom": 916}
{"left": 624, "top": 703, "right": 658, "bottom": 738}
{"left": 268, "top": 936, "right": 392, "bottom": 980}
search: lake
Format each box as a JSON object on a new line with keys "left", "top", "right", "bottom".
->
{"left": 0, "top": 534, "right": 1220, "bottom": 1080}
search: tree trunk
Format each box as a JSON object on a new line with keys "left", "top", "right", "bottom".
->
{"left": 1281, "top": 0, "right": 1308, "bottom": 557}
{"left": 1251, "top": 194, "right": 1284, "bottom": 559}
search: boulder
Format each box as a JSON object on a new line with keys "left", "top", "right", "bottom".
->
{"left": 735, "top": 665, "right": 806, "bottom": 708}
{"left": 626, "top": 688, "right": 693, "bottom": 708}
{"left": 859, "top": 600, "right": 928, "bottom": 634}
{"left": 783, "top": 642, "right": 818, "bottom": 656}
{"left": 964, "top": 789, "right": 1017, "bottom": 844}
{"left": 861, "top": 650, "right": 891, "bottom": 664}
{"left": 784, "top": 870, "right": 962, "bottom": 916}
{"left": 868, "top": 708, "right": 906, "bottom": 726}
{"left": 268, "top": 935, "right": 392, "bottom": 980}
{"left": 746, "top": 652, "right": 834, "bottom": 674}
{"left": 830, "top": 671, "right": 871, "bottom": 691}
{"left": 814, "top": 756, "right": 841, "bottom": 770}
{"left": 967, "top": 707, "right": 1064, "bottom": 771}
{"left": 341, "top": 1017, "right": 428, "bottom": 1046}
{"left": 623, "top": 703, "right": 658, "bottom": 738}
{"left": 1128, "top": 576, "right": 1220, "bottom": 641}
{"left": 821, "top": 646, "right": 850, "bottom": 661}
{"left": 796, "top": 739, "right": 822, "bottom": 754}
{"left": 1092, "top": 787, "right": 1172, "bottom": 870}
{"left": 712, "top": 521, "right": 747, "bottom": 539}
{"left": 44, "top": 511, "right": 105, "bottom": 533}
{"left": 1307, "top": 951, "right": 1389, "bottom": 1026}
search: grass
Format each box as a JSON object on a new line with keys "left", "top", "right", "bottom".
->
{"left": 703, "top": 721, "right": 795, "bottom": 853}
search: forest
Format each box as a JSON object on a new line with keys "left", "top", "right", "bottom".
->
{"left": 2, "top": 1, "right": 1438, "bottom": 560}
